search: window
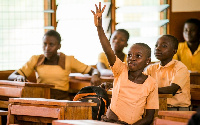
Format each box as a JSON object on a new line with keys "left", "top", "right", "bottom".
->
{"left": 0, "top": 0, "right": 55, "bottom": 70}
{"left": 115, "top": 0, "right": 169, "bottom": 62}
{"left": 56, "top": 0, "right": 111, "bottom": 65}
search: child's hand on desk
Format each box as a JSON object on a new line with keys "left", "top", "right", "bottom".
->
{"left": 91, "top": 75, "right": 101, "bottom": 86}
{"left": 14, "top": 75, "right": 29, "bottom": 82}
{"left": 99, "top": 82, "right": 113, "bottom": 91}
{"left": 91, "top": 2, "right": 106, "bottom": 27}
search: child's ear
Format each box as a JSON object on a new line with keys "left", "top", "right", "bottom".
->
{"left": 146, "top": 57, "right": 151, "bottom": 66}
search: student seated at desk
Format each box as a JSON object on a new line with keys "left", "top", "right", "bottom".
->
{"left": 173, "top": 18, "right": 200, "bottom": 73}
{"left": 97, "top": 29, "right": 129, "bottom": 77}
{"left": 8, "top": 30, "right": 101, "bottom": 100}
{"left": 144, "top": 35, "right": 191, "bottom": 111}
{"left": 92, "top": 3, "right": 159, "bottom": 125}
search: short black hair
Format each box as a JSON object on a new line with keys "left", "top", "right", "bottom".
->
{"left": 162, "top": 35, "right": 179, "bottom": 50}
{"left": 116, "top": 29, "right": 130, "bottom": 41}
{"left": 133, "top": 43, "right": 151, "bottom": 58}
{"left": 44, "top": 30, "right": 61, "bottom": 44}
{"left": 184, "top": 18, "right": 200, "bottom": 32}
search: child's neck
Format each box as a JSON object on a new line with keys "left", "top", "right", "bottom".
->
{"left": 160, "top": 58, "right": 173, "bottom": 66}
{"left": 128, "top": 70, "right": 147, "bottom": 84}
{"left": 187, "top": 41, "right": 200, "bottom": 54}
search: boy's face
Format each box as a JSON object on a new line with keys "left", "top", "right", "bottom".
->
{"left": 127, "top": 45, "right": 150, "bottom": 72}
{"left": 43, "top": 35, "right": 61, "bottom": 60}
{"left": 183, "top": 23, "right": 199, "bottom": 44}
{"left": 154, "top": 36, "right": 176, "bottom": 62}
{"left": 110, "top": 31, "right": 128, "bottom": 52}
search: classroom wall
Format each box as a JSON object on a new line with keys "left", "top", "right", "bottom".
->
{"left": 169, "top": 0, "right": 200, "bottom": 42}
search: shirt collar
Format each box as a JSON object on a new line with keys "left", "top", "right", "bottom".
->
{"left": 36, "top": 52, "right": 65, "bottom": 69}
{"left": 157, "top": 59, "right": 175, "bottom": 70}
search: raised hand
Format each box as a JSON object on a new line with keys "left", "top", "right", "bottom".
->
{"left": 91, "top": 2, "right": 106, "bottom": 27}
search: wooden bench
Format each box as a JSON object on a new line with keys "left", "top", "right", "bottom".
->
{"left": 52, "top": 120, "right": 119, "bottom": 125}
{"left": 153, "top": 118, "right": 187, "bottom": 125}
{"left": 158, "top": 111, "right": 196, "bottom": 123}
{"left": 7, "top": 98, "right": 97, "bottom": 125}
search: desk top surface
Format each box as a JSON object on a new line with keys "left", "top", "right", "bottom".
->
{"left": 52, "top": 120, "right": 119, "bottom": 125}
{"left": 0, "top": 80, "right": 54, "bottom": 88}
{"left": 158, "top": 111, "right": 196, "bottom": 119}
{"left": 9, "top": 98, "right": 97, "bottom": 106}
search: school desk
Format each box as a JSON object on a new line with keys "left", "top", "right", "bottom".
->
{"left": 153, "top": 118, "right": 187, "bottom": 125}
{"left": 0, "top": 80, "right": 54, "bottom": 108}
{"left": 7, "top": 98, "right": 97, "bottom": 125}
{"left": 107, "top": 90, "right": 173, "bottom": 111}
{"left": 190, "top": 72, "right": 200, "bottom": 85}
{"left": 52, "top": 120, "right": 119, "bottom": 125}
{"left": 190, "top": 84, "right": 200, "bottom": 110}
{"left": 69, "top": 73, "right": 114, "bottom": 93}
{"left": 158, "top": 111, "right": 196, "bottom": 123}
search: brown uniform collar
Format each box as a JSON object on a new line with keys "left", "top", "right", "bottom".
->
{"left": 36, "top": 52, "right": 65, "bottom": 69}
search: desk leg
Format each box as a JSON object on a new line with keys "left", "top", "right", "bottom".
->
{"left": 159, "top": 98, "right": 167, "bottom": 111}
{"left": 7, "top": 104, "right": 14, "bottom": 125}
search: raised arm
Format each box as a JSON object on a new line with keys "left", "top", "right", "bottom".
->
{"left": 91, "top": 2, "right": 116, "bottom": 66}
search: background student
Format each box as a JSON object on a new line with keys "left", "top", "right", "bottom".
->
{"left": 145, "top": 35, "right": 191, "bottom": 111}
{"left": 8, "top": 30, "right": 101, "bottom": 100}
{"left": 92, "top": 3, "right": 159, "bottom": 125}
{"left": 173, "top": 18, "right": 200, "bottom": 73}
{"left": 97, "top": 29, "right": 129, "bottom": 77}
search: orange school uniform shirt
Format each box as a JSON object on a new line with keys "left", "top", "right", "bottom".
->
{"left": 110, "top": 57, "right": 159, "bottom": 124}
{"left": 145, "top": 60, "right": 191, "bottom": 107}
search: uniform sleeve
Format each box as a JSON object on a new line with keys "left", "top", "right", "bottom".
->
{"left": 171, "top": 63, "right": 190, "bottom": 89}
{"left": 110, "top": 56, "right": 125, "bottom": 78}
{"left": 143, "top": 64, "right": 153, "bottom": 76}
{"left": 17, "top": 55, "right": 38, "bottom": 78}
{"left": 70, "top": 56, "right": 91, "bottom": 74}
{"left": 145, "top": 81, "right": 159, "bottom": 109}
{"left": 173, "top": 53, "right": 178, "bottom": 60}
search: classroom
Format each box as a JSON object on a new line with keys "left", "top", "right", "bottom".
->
{"left": 0, "top": 0, "right": 200, "bottom": 125}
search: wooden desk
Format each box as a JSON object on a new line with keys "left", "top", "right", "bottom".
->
{"left": 0, "top": 80, "right": 54, "bottom": 108}
{"left": 153, "top": 118, "right": 187, "bottom": 125}
{"left": 7, "top": 98, "right": 97, "bottom": 125}
{"left": 52, "top": 120, "right": 119, "bottom": 125}
{"left": 69, "top": 75, "right": 113, "bottom": 93}
{"left": 190, "top": 84, "right": 200, "bottom": 110}
{"left": 190, "top": 72, "right": 200, "bottom": 85}
{"left": 107, "top": 90, "right": 173, "bottom": 111}
{"left": 158, "top": 111, "right": 196, "bottom": 123}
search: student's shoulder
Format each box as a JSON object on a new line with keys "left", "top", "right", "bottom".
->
{"left": 98, "top": 52, "right": 106, "bottom": 57}
{"left": 144, "top": 75, "right": 157, "bottom": 89}
{"left": 146, "top": 62, "right": 160, "bottom": 70}
{"left": 173, "top": 59, "right": 189, "bottom": 71}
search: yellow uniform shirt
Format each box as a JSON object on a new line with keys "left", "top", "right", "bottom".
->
{"left": 173, "top": 41, "right": 200, "bottom": 72}
{"left": 145, "top": 60, "right": 191, "bottom": 107}
{"left": 17, "top": 52, "right": 91, "bottom": 91}
{"left": 110, "top": 57, "right": 159, "bottom": 124}
{"left": 98, "top": 52, "right": 127, "bottom": 69}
